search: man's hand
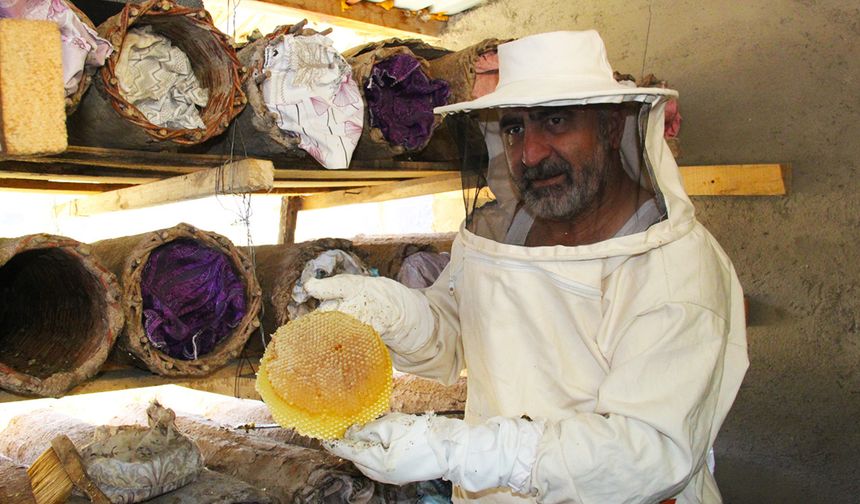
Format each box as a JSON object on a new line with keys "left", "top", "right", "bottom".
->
{"left": 304, "top": 274, "right": 434, "bottom": 355}
{"left": 324, "top": 412, "right": 546, "bottom": 494}
{"left": 324, "top": 413, "right": 447, "bottom": 485}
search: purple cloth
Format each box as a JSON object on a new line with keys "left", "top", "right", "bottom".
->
{"left": 396, "top": 251, "right": 450, "bottom": 289}
{"left": 365, "top": 53, "right": 450, "bottom": 150}
{"left": 141, "top": 240, "right": 247, "bottom": 360}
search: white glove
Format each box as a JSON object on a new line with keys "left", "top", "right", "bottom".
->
{"left": 324, "top": 412, "right": 545, "bottom": 495}
{"left": 304, "top": 274, "right": 434, "bottom": 355}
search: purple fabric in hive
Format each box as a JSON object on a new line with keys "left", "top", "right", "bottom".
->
{"left": 365, "top": 53, "right": 450, "bottom": 150}
{"left": 141, "top": 239, "right": 247, "bottom": 360}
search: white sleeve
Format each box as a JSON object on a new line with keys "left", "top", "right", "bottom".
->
{"left": 389, "top": 238, "right": 466, "bottom": 386}
{"left": 531, "top": 303, "right": 733, "bottom": 504}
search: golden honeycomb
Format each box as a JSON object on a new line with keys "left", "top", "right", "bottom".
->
{"left": 256, "top": 310, "right": 392, "bottom": 439}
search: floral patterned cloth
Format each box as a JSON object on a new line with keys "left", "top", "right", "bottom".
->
{"left": 262, "top": 34, "right": 364, "bottom": 169}
{"left": 115, "top": 25, "right": 208, "bottom": 130}
{"left": 365, "top": 53, "right": 450, "bottom": 150}
{"left": 0, "top": 0, "right": 112, "bottom": 97}
{"left": 80, "top": 402, "right": 204, "bottom": 504}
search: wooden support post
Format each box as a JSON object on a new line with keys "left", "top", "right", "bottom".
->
{"left": 54, "top": 159, "right": 275, "bottom": 216}
{"left": 278, "top": 196, "right": 303, "bottom": 244}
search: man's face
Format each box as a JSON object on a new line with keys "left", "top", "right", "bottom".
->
{"left": 499, "top": 105, "right": 616, "bottom": 220}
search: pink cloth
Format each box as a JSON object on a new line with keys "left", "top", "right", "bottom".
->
{"left": 664, "top": 98, "right": 681, "bottom": 138}
{"left": 0, "top": 0, "right": 112, "bottom": 97}
{"left": 472, "top": 50, "right": 499, "bottom": 99}
{"left": 262, "top": 34, "right": 364, "bottom": 169}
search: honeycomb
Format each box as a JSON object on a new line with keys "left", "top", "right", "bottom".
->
{"left": 256, "top": 311, "right": 393, "bottom": 439}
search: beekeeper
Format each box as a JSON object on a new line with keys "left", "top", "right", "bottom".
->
{"left": 307, "top": 30, "right": 749, "bottom": 504}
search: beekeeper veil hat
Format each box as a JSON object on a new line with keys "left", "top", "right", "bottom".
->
{"left": 436, "top": 30, "right": 683, "bottom": 241}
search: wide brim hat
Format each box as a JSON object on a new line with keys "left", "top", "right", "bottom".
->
{"left": 435, "top": 30, "right": 677, "bottom": 114}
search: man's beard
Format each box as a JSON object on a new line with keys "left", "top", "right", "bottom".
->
{"left": 515, "top": 155, "right": 605, "bottom": 220}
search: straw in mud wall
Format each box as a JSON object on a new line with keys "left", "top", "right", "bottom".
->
{"left": 0, "top": 234, "right": 124, "bottom": 397}
{"left": 227, "top": 22, "right": 364, "bottom": 169}
{"left": 90, "top": 223, "right": 262, "bottom": 376}
{"left": 68, "top": 0, "right": 247, "bottom": 150}
{"left": 344, "top": 38, "right": 451, "bottom": 160}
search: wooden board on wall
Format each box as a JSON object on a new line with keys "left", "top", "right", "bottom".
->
{"left": 295, "top": 163, "right": 791, "bottom": 211}
{"left": 680, "top": 163, "right": 790, "bottom": 196}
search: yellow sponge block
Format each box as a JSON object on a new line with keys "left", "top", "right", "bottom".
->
{"left": 256, "top": 311, "right": 393, "bottom": 440}
{"left": 0, "top": 18, "right": 67, "bottom": 155}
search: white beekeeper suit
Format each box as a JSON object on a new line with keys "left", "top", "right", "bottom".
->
{"left": 308, "top": 30, "right": 749, "bottom": 504}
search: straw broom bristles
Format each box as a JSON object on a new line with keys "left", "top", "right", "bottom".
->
{"left": 27, "top": 437, "right": 74, "bottom": 504}
{"left": 27, "top": 435, "right": 110, "bottom": 504}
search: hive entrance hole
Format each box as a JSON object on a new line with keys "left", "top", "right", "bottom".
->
{"left": 0, "top": 248, "right": 107, "bottom": 379}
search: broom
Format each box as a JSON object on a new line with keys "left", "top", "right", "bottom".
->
{"left": 27, "top": 434, "right": 110, "bottom": 504}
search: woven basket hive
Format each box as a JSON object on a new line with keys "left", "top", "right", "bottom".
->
{"left": 68, "top": 0, "right": 246, "bottom": 150}
{"left": 63, "top": 0, "right": 102, "bottom": 115}
{"left": 352, "top": 233, "right": 454, "bottom": 280}
{"left": 246, "top": 238, "right": 369, "bottom": 342}
{"left": 222, "top": 22, "right": 327, "bottom": 159}
{"left": 90, "top": 223, "right": 261, "bottom": 376}
{"left": 0, "top": 234, "right": 124, "bottom": 397}
{"left": 344, "top": 38, "right": 453, "bottom": 161}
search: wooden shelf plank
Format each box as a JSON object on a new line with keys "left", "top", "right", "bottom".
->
{"left": 256, "top": 0, "right": 447, "bottom": 37}
{"left": 0, "top": 179, "right": 133, "bottom": 193}
{"left": 0, "top": 170, "right": 160, "bottom": 185}
{"left": 0, "top": 359, "right": 261, "bottom": 404}
{"left": 54, "top": 159, "right": 275, "bottom": 216}
{"left": 272, "top": 168, "right": 455, "bottom": 180}
{"left": 2, "top": 146, "right": 458, "bottom": 172}
{"left": 300, "top": 172, "right": 462, "bottom": 210}
{"left": 295, "top": 163, "right": 790, "bottom": 210}
{"left": 2, "top": 147, "right": 789, "bottom": 205}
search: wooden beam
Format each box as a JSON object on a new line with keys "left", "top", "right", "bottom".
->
{"left": 0, "top": 359, "right": 261, "bottom": 403}
{"left": 255, "top": 0, "right": 447, "bottom": 37}
{"left": 0, "top": 170, "right": 159, "bottom": 185}
{"left": 273, "top": 179, "right": 395, "bottom": 190}
{"left": 8, "top": 146, "right": 223, "bottom": 174}
{"left": 272, "top": 169, "right": 454, "bottom": 180}
{"left": 54, "top": 159, "right": 275, "bottom": 216}
{"left": 0, "top": 178, "right": 132, "bottom": 193}
{"left": 278, "top": 196, "right": 303, "bottom": 244}
{"left": 3, "top": 146, "right": 458, "bottom": 173}
{"left": 296, "top": 164, "right": 789, "bottom": 210}
{"left": 300, "top": 172, "right": 461, "bottom": 210}
{"left": 680, "top": 163, "right": 790, "bottom": 196}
